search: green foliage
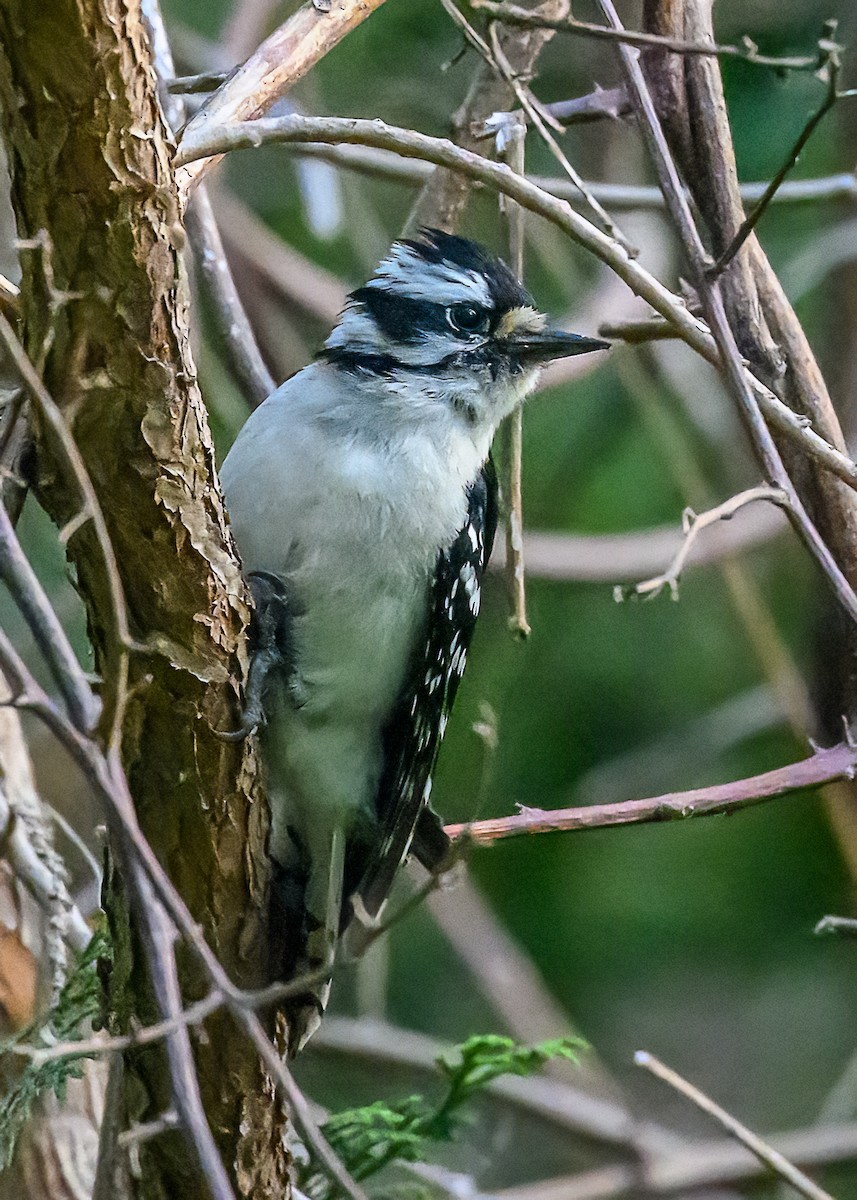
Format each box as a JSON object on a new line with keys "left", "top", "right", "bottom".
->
{"left": 0, "top": 924, "right": 110, "bottom": 1170}
{"left": 301, "top": 1034, "right": 584, "bottom": 1198}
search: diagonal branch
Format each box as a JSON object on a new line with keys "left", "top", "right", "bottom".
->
{"left": 175, "top": 0, "right": 389, "bottom": 197}
{"left": 635, "top": 1052, "right": 835, "bottom": 1200}
{"left": 594, "top": 0, "right": 857, "bottom": 625}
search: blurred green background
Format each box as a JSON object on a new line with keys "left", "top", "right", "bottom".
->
{"left": 10, "top": 0, "right": 857, "bottom": 1191}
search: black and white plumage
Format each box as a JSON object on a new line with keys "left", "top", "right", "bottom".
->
{"left": 220, "top": 229, "right": 607, "bottom": 1052}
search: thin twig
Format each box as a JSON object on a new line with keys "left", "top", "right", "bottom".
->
{"left": 710, "top": 38, "right": 842, "bottom": 278}
{"left": 496, "top": 113, "right": 531, "bottom": 637}
{"left": 443, "top": 740, "right": 857, "bottom": 843}
{"left": 615, "top": 485, "right": 789, "bottom": 601}
{"left": 173, "top": 115, "right": 857, "bottom": 499}
{"left": 635, "top": 1052, "right": 836, "bottom": 1200}
{"left": 471, "top": 2, "right": 830, "bottom": 71}
{"left": 441, "top": 0, "right": 626, "bottom": 244}
{"left": 490, "top": 504, "right": 788, "bottom": 582}
{"left": 131, "top": 865, "right": 237, "bottom": 1200}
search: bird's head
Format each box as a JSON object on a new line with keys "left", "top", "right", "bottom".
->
{"left": 320, "top": 228, "right": 608, "bottom": 433}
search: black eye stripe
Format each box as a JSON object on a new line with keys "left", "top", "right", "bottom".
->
{"left": 353, "top": 288, "right": 495, "bottom": 343}
{"left": 350, "top": 289, "right": 453, "bottom": 343}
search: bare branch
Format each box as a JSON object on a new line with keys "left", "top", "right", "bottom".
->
{"left": 615, "top": 485, "right": 789, "bottom": 602}
{"left": 175, "top": 0, "right": 389, "bottom": 196}
{"left": 132, "top": 869, "right": 238, "bottom": 1200}
{"left": 276, "top": 141, "right": 857, "bottom": 208}
{"left": 0, "top": 313, "right": 132, "bottom": 746}
{"left": 211, "top": 190, "right": 347, "bottom": 325}
{"left": 635, "top": 1051, "right": 836, "bottom": 1200}
{"left": 443, "top": 741, "right": 857, "bottom": 843}
{"left": 594, "top": 0, "right": 857, "bottom": 625}
{"left": 710, "top": 40, "right": 842, "bottom": 278}
{"left": 174, "top": 113, "right": 857, "bottom": 499}
{"left": 471, "top": 2, "right": 830, "bottom": 70}
{"left": 815, "top": 915, "right": 857, "bottom": 937}
{"left": 185, "top": 188, "right": 276, "bottom": 405}
{"left": 0, "top": 501, "right": 100, "bottom": 732}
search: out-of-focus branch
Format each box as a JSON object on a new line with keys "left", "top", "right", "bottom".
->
{"left": 816, "top": 915, "right": 857, "bottom": 936}
{"left": 488, "top": 1121, "right": 857, "bottom": 1200}
{"left": 175, "top": 0, "right": 389, "bottom": 197}
{"left": 635, "top": 1051, "right": 835, "bottom": 1200}
{"left": 185, "top": 188, "right": 276, "bottom": 406}
{"left": 274, "top": 141, "right": 857, "bottom": 209}
{"left": 444, "top": 741, "right": 857, "bottom": 843}
{"left": 313, "top": 1015, "right": 666, "bottom": 1148}
{"left": 488, "top": 502, "right": 787, "bottom": 581}
{"left": 175, "top": 114, "right": 857, "bottom": 498}
{"left": 211, "top": 190, "right": 347, "bottom": 325}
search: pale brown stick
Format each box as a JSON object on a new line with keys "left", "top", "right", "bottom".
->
{"left": 443, "top": 741, "right": 857, "bottom": 843}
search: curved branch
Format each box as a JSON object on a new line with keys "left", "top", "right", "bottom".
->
{"left": 174, "top": 114, "right": 857, "bottom": 497}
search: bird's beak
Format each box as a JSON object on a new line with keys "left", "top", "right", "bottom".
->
{"left": 503, "top": 328, "right": 611, "bottom": 364}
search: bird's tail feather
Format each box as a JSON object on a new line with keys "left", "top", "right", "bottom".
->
{"left": 278, "top": 824, "right": 345, "bottom": 1056}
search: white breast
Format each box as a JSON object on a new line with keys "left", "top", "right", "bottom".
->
{"left": 220, "top": 361, "right": 489, "bottom": 837}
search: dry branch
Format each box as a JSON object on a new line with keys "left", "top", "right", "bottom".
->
{"left": 174, "top": 114, "right": 857, "bottom": 500}
{"left": 444, "top": 741, "right": 856, "bottom": 843}
{"left": 635, "top": 1052, "right": 835, "bottom": 1200}
{"left": 472, "top": 1, "right": 829, "bottom": 69}
{"left": 176, "top": 0, "right": 389, "bottom": 196}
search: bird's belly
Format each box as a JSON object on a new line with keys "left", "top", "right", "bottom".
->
{"left": 294, "top": 574, "right": 426, "bottom": 723}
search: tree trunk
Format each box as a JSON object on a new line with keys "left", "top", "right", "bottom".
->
{"left": 0, "top": 2, "right": 286, "bottom": 1195}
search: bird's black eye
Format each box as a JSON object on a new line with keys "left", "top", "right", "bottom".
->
{"left": 447, "top": 302, "right": 488, "bottom": 335}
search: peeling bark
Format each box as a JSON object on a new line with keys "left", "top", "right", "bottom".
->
{"left": 0, "top": 2, "right": 286, "bottom": 1195}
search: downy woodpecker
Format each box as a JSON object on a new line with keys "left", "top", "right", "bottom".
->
{"left": 220, "top": 229, "right": 608, "bottom": 1052}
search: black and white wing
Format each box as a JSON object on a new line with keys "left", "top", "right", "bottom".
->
{"left": 356, "top": 458, "right": 498, "bottom": 920}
